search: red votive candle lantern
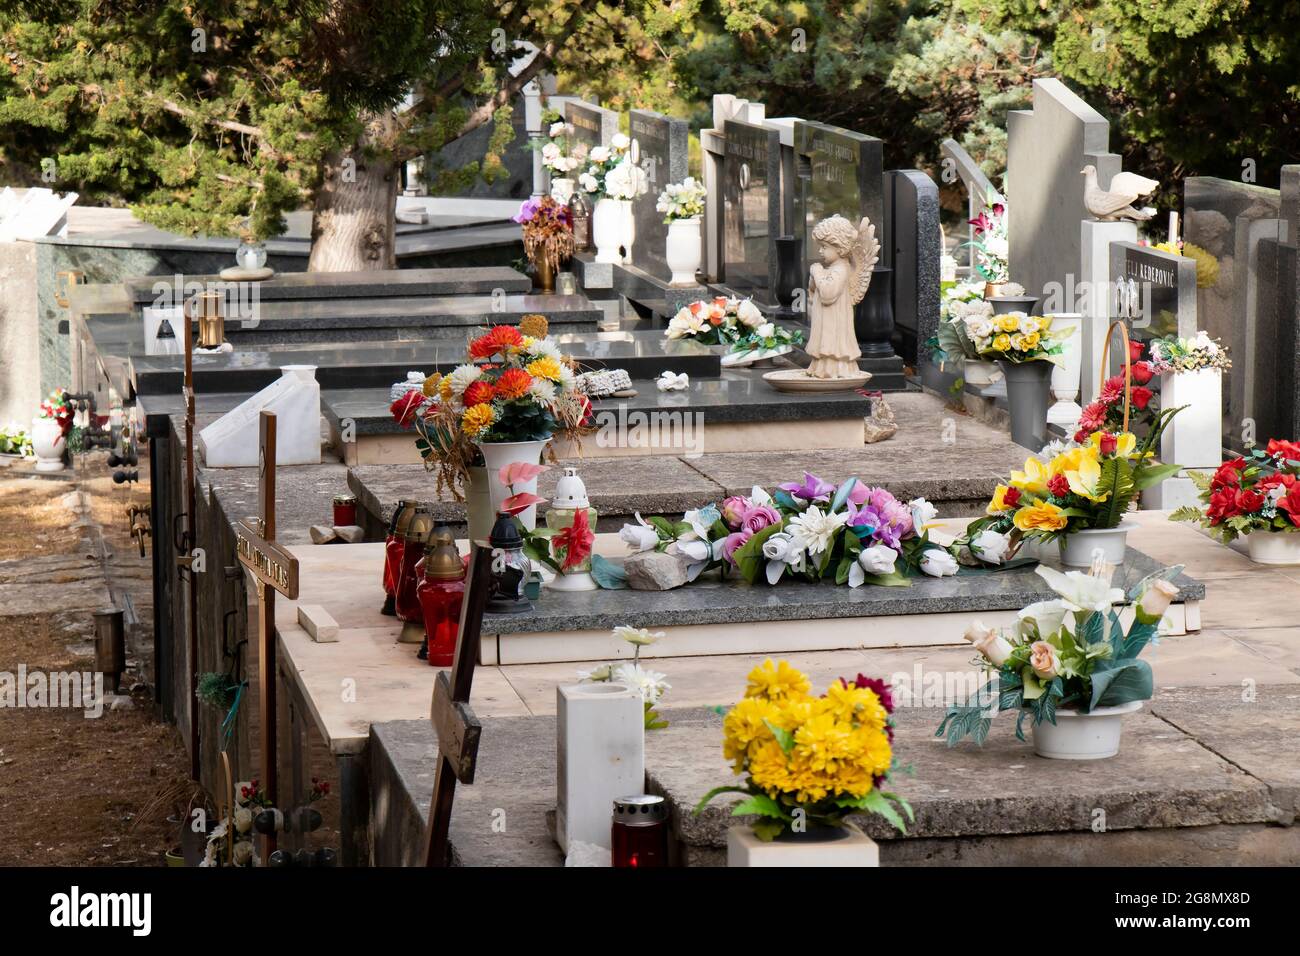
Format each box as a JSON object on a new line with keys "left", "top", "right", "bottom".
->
{"left": 381, "top": 499, "right": 420, "bottom": 616}
{"left": 333, "top": 492, "right": 358, "bottom": 527}
{"left": 395, "top": 506, "right": 433, "bottom": 636}
{"left": 416, "top": 527, "right": 466, "bottom": 666}
{"left": 611, "top": 795, "right": 669, "bottom": 868}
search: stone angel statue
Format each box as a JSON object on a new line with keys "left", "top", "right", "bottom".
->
{"left": 806, "top": 215, "right": 880, "bottom": 379}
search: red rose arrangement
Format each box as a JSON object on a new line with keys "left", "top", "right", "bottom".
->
{"left": 1074, "top": 341, "right": 1159, "bottom": 443}
{"left": 1172, "top": 438, "right": 1300, "bottom": 542}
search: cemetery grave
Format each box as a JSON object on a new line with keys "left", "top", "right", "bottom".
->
{"left": 4, "top": 7, "right": 1300, "bottom": 887}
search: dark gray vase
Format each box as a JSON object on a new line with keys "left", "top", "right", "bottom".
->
{"left": 999, "top": 359, "right": 1053, "bottom": 450}
{"left": 854, "top": 266, "right": 896, "bottom": 358}
{"left": 773, "top": 236, "right": 803, "bottom": 321}
{"left": 988, "top": 295, "right": 1040, "bottom": 315}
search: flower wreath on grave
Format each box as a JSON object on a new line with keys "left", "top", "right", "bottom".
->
{"left": 936, "top": 564, "right": 1181, "bottom": 746}
{"left": 1147, "top": 331, "right": 1231, "bottom": 374}
{"left": 513, "top": 195, "right": 574, "bottom": 274}
{"left": 665, "top": 295, "right": 804, "bottom": 352}
{"left": 1170, "top": 439, "right": 1300, "bottom": 542}
{"left": 613, "top": 474, "right": 976, "bottom": 590}
{"left": 694, "top": 659, "right": 912, "bottom": 841}
{"left": 388, "top": 315, "right": 593, "bottom": 499}
{"left": 201, "top": 776, "right": 331, "bottom": 867}
{"left": 969, "top": 311, "right": 1070, "bottom": 365}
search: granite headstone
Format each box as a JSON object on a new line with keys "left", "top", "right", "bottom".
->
{"left": 565, "top": 100, "right": 619, "bottom": 150}
{"left": 628, "top": 109, "right": 689, "bottom": 282}
{"left": 721, "top": 118, "right": 781, "bottom": 299}
{"left": 1109, "top": 242, "right": 1197, "bottom": 350}
{"left": 791, "top": 121, "right": 884, "bottom": 281}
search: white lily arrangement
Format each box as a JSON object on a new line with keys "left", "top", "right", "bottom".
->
{"left": 578, "top": 625, "right": 671, "bottom": 729}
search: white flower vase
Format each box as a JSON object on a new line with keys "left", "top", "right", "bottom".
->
{"left": 592, "top": 198, "right": 624, "bottom": 264}
{"left": 1046, "top": 314, "right": 1083, "bottom": 430}
{"left": 665, "top": 217, "right": 702, "bottom": 287}
{"left": 619, "top": 199, "right": 635, "bottom": 264}
{"left": 1244, "top": 531, "right": 1300, "bottom": 565}
{"left": 549, "top": 177, "right": 575, "bottom": 205}
{"left": 1058, "top": 521, "right": 1133, "bottom": 568}
{"left": 474, "top": 438, "right": 551, "bottom": 532}
{"left": 31, "top": 417, "right": 65, "bottom": 472}
{"left": 1030, "top": 701, "right": 1142, "bottom": 759}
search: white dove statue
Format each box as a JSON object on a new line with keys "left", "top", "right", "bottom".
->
{"left": 1081, "top": 164, "right": 1159, "bottom": 222}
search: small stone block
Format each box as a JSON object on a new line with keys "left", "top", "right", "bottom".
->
{"left": 297, "top": 604, "right": 339, "bottom": 643}
{"left": 624, "top": 550, "right": 690, "bottom": 591}
{"left": 726, "top": 826, "right": 879, "bottom": 867}
{"left": 310, "top": 524, "right": 339, "bottom": 544}
{"left": 333, "top": 524, "right": 365, "bottom": 543}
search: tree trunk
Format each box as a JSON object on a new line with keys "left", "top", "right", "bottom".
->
{"left": 308, "top": 136, "right": 399, "bottom": 272}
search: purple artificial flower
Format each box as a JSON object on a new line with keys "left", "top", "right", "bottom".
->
{"left": 721, "top": 495, "right": 751, "bottom": 530}
{"left": 845, "top": 502, "right": 882, "bottom": 540}
{"left": 512, "top": 198, "right": 540, "bottom": 224}
{"left": 721, "top": 529, "right": 753, "bottom": 565}
{"left": 741, "top": 504, "right": 781, "bottom": 534}
{"left": 778, "top": 472, "right": 835, "bottom": 504}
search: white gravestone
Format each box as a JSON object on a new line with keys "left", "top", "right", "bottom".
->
{"left": 198, "top": 365, "right": 321, "bottom": 467}
{"left": 1078, "top": 220, "right": 1137, "bottom": 405}
{"left": 555, "top": 682, "right": 644, "bottom": 853}
{"left": 1146, "top": 365, "right": 1224, "bottom": 509}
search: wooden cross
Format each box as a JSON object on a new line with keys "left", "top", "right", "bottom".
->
{"left": 422, "top": 544, "right": 493, "bottom": 867}
{"left": 233, "top": 410, "right": 300, "bottom": 855}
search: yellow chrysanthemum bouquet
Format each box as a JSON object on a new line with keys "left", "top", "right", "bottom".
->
{"left": 695, "top": 659, "right": 911, "bottom": 841}
{"left": 969, "top": 312, "right": 1070, "bottom": 364}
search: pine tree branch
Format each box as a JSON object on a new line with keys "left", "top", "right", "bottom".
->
{"left": 154, "top": 96, "right": 266, "bottom": 140}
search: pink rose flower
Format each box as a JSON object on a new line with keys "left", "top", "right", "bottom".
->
{"left": 721, "top": 529, "right": 753, "bottom": 564}
{"left": 741, "top": 504, "right": 780, "bottom": 534}
{"left": 721, "top": 495, "right": 751, "bottom": 530}
{"left": 1029, "top": 641, "right": 1060, "bottom": 680}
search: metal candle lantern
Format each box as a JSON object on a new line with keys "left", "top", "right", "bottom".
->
{"left": 416, "top": 527, "right": 466, "bottom": 666}
{"left": 568, "top": 191, "right": 591, "bottom": 251}
{"left": 611, "top": 794, "right": 669, "bottom": 867}
{"left": 381, "top": 499, "right": 420, "bottom": 616}
{"left": 485, "top": 513, "right": 532, "bottom": 614}
{"left": 92, "top": 607, "right": 126, "bottom": 693}
{"left": 332, "top": 492, "right": 358, "bottom": 527}
{"left": 395, "top": 505, "right": 434, "bottom": 642}
{"left": 189, "top": 290, "right": 226, "bottom": 350}
{"left": 544, "top": 467, "right": 597, "bottom": 591}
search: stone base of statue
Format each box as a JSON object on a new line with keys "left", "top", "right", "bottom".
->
{"left": 219, "top": 265, "right": 276, "bottom": 281}
{"left": 762, "top": 368, "right": 871, "bottom": 393}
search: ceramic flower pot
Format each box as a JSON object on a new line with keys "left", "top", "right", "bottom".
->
{"left": 1245, "top": 531, "right": 1300, "bottom": 565}
{"left": 463, "top": 466, "right": 494, "bottom": 543}
{"left": 998, "top": 359, "right": 1053, "bottom": 450}
{"left": 1058, "top": 521, "right": 1133, "bottom": 568}
{"left": 726, "top": 823, "right": 879, "bottom": 867}
{"left": 31, "top": 416, "right": 65, "bottom": 472}
{"left": 961, "top": 358, "right": 1000, "bottom": 389}
{"left": 474, "top": 438, "right": 551, "bottom": 532}
{"left": 619, "top": 199, "right": 636, "bottom": 264}
{"left": 532, "top": 255, "right": 555, "bottom": 293}
{"left": 665, "top": 217, "right": 701, "bottom": 286}
{"left": 592, "top": 197, "right": 624, "bottom": 264}
{"left": 987, "top": 294, "right": 1039, "bottom": 315}
{"left": 1030, "top": 700, "right": 1143, "bottom": 759}
{"left": 549, "top": 177, "right": 575, "bottom": 205}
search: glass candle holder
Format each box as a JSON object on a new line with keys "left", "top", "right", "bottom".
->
{"left": 557, "top": 271, "right": 577, "bottom": 296}
{"left": 611, "top": 795, "right": 669, "bottom": 868}
{"left": 333, "top": 493, "right": 358, "bottom": 528}
{"left": 417, "top": 527, "right": 466, "bottom": 666}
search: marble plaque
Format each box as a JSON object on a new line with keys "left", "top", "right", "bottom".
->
{"left": 628, "top": 109, "right": 689, "bottom": 281}
{"left": 1110, "top": 242, "right": 1197, "bottom": 347}
{"left": 721, "top": 118, "right": 781, "bottom": 298}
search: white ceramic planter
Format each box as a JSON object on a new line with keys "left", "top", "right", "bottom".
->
{"left": 592, "top": 198, "right": 624, "bottom": 264}
{"left": 665, "top": 217, "right": 701, "bottom": 286}
{"left": 1245, "top": 531, "right": 1300, "bottom": 565}
{"left": 1058, "top": 521, "right": 1132, "bottom": 568}
{"left": 555, "top": 683, "right": 645, "bottom": 853}
{"left": 549, "top": 177, "right": 575, "bottom": 205}
{"left": 1047, "top": 314, "right": 1083, "bottom": 429}
{"left": 31, "top": 417, "right": 65, "bottom": 472}
{"left": 619, "top": 199, "right": 635, "bottom": 264}
{"left": 474, "top": 438, "right": 551, "bottom": 532}
{"left": 727, "top": 824, "right": 879, "bottom": 867}
{"left": 1030, "top": 700, "right": 1143, "bottom": 760}
{"left": 961, "top": 358, "right": 1000, "bottom": 389}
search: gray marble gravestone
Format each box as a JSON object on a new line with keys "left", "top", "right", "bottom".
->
{"left": 720, "top": 117, "right": 781, "bottom": 300}
{"left": 564, "top": 100, "right": 619, "bottom": 150}
{"left": 1183, "top": 175, "right": 1285, "bottom": 451}
{"left": 885, "top": 170, "right": 941, "bottom": 365}
{"left": 628, "top": 108, "right": 689, "bottom": 282}
{"left": 791, "top": 120, "right": 885, "bottom": 281}
{"left": 1108, "top": 242, "right": 1197, "bottom": 358}
{"left": 1007, "top": 78, "right": 1123, "bottom": 304}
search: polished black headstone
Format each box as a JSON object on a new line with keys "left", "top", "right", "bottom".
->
{"left": 721, "top": 118, "right": 781, "bottom": 301}
{"left": 629, "top": 109, "right": 689, "bottom": 282}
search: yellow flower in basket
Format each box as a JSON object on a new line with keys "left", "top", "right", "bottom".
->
{"left": 987, "top": 483, "right": 1018, "bottom": 515}
{"left": 461, "top": 403, "right": 495, "bottom": 438}
{"left": 995, "top": 315, "right": 1020, "bottom": 332}
{"left": 1051, "top": 445, "right": 1109, "bottom": 501}
{"left": 526, "top": 356, "right": 564, "bottom": 382}
{"left": 1013, "top": 500, "right": 1068, "bottom": 532}
{"left": 1021, "top": 331, "right": 1041, "bottom": 350}
{"left": 991, "top": 333, "right": 1013, "bottom": 352}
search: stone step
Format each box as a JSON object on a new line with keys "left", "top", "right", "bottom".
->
{"left": 126, "top": 266, "right": 531, "bottom": 302}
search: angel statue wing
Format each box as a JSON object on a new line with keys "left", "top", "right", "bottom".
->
{"left": 849, "top": 216, "right": 881, "bottom": 305}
